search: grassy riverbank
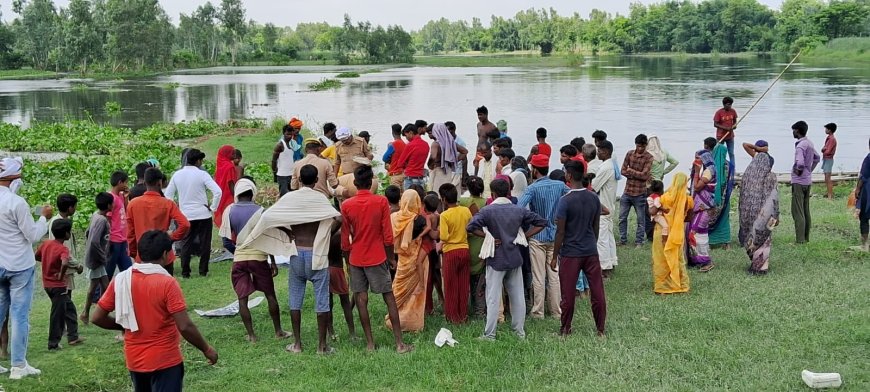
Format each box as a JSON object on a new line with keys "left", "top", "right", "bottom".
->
{"left": 0, "top": 69, "right": 58, "bottom": 80}
{"left": 12, "top": 181, "right": 869, "bottom": 391}
{"left": 804, "top": 37, "right": 870, "bottom": 63}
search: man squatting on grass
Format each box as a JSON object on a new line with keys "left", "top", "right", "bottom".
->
{"left": 92, "top": 230, "right": 217, "bottom": 392}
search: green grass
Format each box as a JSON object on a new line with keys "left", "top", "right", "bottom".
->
{"left": 0, "top": 69, "right": 58, "bottom": 80}
{"left": 805, "top": 37, "right": 870, "bottom": 63}
{"left": 308, "top": 78, "right": 344, "bottom": 91}
{"left": 414, "top": 53, "right": 575, "bottom": 68}
{"left": 336, "top": 71, "right": 361, "bottom": 78}
{"left": 12, "top": 182, "right": 869, "bottom": 391}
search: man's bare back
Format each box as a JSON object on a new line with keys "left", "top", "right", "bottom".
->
{"left": 290, "top": 221, "right": 321, "bottom": 248}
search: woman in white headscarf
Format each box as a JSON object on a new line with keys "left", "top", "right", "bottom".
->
{"left": 647, "top": 136, "right": 680, "bottom": 182}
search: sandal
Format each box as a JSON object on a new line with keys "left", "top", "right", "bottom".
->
{"left": 699, "top": 264, "right": 715, "bottom": 273}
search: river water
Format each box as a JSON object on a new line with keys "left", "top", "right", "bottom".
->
{"left": 1, "top": 55, "right": 867, "bottom": 174}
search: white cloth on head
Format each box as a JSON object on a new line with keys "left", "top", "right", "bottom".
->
{"left": 647, "top": 135, "right": 666, "bottom": 163}
{"left": 239, "top": 187, "right": 340, "bottom": 270}
{"left": 233, "top": 178, "right": 256, "bottom": 202}
{"left": 336, "top": 127, "right": 352, "bottom": 140}
{"left": 0, "top": 156, "right": 23, "bottom": 179}
{"left": 478, "top": 197, "right": 527, "bottom": 260}
{"left": 113, "top": 263, "right": 171, "bottom": 332}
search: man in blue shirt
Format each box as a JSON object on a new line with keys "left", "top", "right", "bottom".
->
{"left": 467, "top": 179, "right": 546, "bottom": 341}
{"left": 552, "top": 160, "right": 607, "bottom": 337}
{"left": 518, "top": 154, "right": 568, "bottom": 320}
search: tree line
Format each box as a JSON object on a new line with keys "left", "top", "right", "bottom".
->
{"left": 0, "top": 0, "right": 868, "bottom": 74}
{"left": 414, "top": 0, "right": 870, "bottom": 55}
{"left": 0, "top": 0, "right": 414, "bottom": 73}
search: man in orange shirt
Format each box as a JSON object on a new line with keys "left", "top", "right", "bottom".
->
{"left": 382, "top": 123, "right": 407, "bottom": 187}
{"left": 126, "top": 168, "right": 190, "bottom": 276}
{"left": 92, "top": 230, "right": 217, "bottom": 392}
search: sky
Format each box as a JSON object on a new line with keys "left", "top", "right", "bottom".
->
{"left": 1, "top": 0, "right": 785, "bottom": 30}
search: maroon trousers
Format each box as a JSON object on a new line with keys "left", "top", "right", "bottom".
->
{"left": 558, "top": 255, "right": 607, "bottom": 334}
{"left": 442, "top": 248, "right": 470, "bottom": 324}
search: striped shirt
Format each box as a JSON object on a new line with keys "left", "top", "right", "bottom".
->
{"left": 518, "top": 177, "right": 569, "bottom": 243}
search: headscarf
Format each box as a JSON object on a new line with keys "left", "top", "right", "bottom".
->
{"left": 660, "top": 172, "right": 692, "bottom": 282}
{"left": 214, "top": 145, "right": 239, "bottom": 227}
{"left": 289, "top": 117, "right": 304, "bottom": 129}
{"left": 432, "top": 123, "right": 457, "bottom": 171}
{"left": 738, "top": 152, "right": 775, "bottom": 244}
{"left": 0, "top": 157, "right": 23, "bottom": 194}
{"left": 392, "top": 190, "right": 422, "bottom": 255}
{"left": 234, "top": 178, "right": 257, "bottom": 202}
{"left": 646, "top": 135, "right": 666, "bottom": 162}
{"left": 712, "top": 144, "right": 730, "bottom": 205}
{"left": 661, "top": 173, "right": 690, "bottom": 251}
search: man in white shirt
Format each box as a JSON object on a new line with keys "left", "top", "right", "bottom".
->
{"left": 590, "top": 141, "right": 619, "bottom": 276}
{"left": 165, "top": 149, "right": 222, "bottom": 278}
{"left": 0, "top": 157, "right": 53, "bottom": 379}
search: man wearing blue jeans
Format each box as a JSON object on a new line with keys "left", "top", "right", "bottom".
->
{"left": 0, "top": 156, "right": 53, "bottom": 379}
{"left": 618, "top": 134, "right": 654, "bottom": 247}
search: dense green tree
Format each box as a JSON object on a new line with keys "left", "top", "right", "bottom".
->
{"left": 15, "top": 0, "right": 59, "bottom": 70}
{"left": 63, "top": 0, "right": 101, "bottom": 73}
{"left": 219, "top": 0, "right": 245, "bottom": 64}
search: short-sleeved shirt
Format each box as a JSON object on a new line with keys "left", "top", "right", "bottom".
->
{"left": 439, "top": 206, "right": 472, "bottom": 253}
{"left": 335, "top": 137, "right": 372, "bottom": 175}
{"left": 822, "top": 135, "right": 837, "bottom": 160}
{"left": 714, "top": 108, "right": 738, "bottom": 140}
{"left": 36, "top": 240, "right": 69, "bottom": 289}
{"left": 340, "top": 190, "right": 394, "bottom": 267}
{"left": 98, "top": 271, "right": 187, "bottom": 373}
{"left": 556, "top": 189, "right": 601, "bottom": 258}
{"left": 227, "top": 202, "right": 268, "bottom": 262}
{"left": 109, "top": 191, "right": 127, "bottom": 242}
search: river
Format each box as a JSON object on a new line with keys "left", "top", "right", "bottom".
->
{"left": 1, "top": 55, "right": 867, "bottom": 174}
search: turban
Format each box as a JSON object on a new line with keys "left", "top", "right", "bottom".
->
{"left": 0, "top": 157, "right": 24, "bottom": 194}
{"left": 234, "top": 178, "right": 257, "bottom": 203}
{"left": 289, "top": 117, "right": 304, "bottom": 129}
{"left": 529, "top": 154, "right": 549, "bottom": 168}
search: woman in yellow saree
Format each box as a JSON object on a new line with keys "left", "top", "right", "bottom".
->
{"left": 652, "top": 173, "right": 693, "bottom": 294}
{"left": 386, "top": 190, "right": 431, "bottom": 332}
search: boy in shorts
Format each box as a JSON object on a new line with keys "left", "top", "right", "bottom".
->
{"left": 821, "top": 123, "right": 838, "bottom": 199}
{"left": 81, "top": 192, "right": 113, "bottom": 324}
{"left": 327, "top": 231, "right": 356, "bottom": 341}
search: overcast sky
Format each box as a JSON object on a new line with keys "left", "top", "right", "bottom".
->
{"left": 1, "top": 0, "right": 785, "bottom": 30}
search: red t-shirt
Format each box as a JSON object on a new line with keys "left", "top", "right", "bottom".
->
{"left": 36, "top": 240, "right": 69, "bottom": 289}
{"left": 340, "top": 190, "right": 394, "bottom": 267}
{"left": 98, "top": 271, "right": 187, "bottom": 372}
{"left": 387, "top": 139, "right": 406, "bottom": 175}
{"left": 537, "top": 143, "right": 552, "bottom": 158}
{"left": 394, "top": 136, "right": 430, "bottom": 178}
{"left": 714, "top": 108, "right": 738, "bottom": 140}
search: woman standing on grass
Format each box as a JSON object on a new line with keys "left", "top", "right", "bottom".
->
{"left": 214, "top": 145, "right": 239, "bottom": 228}
{"left": 386, "top": 190, "right": 430, "bottom": 332}
{"left": 652, "top": 173, "right": 692, "bottom": 294}
{"left": 687, "top": 146, "right": 721, "bottom": 272}
{"left": 708, "top": 143, "right": 735, "bottom": 249}
{"left": 740, "top": 152, "right": 779, "bottom": 274}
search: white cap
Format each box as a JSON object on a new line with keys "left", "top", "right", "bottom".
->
{"left": 336, "top": 127, "right": 352, "bottom": 140}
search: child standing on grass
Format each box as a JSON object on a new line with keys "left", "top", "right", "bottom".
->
{"left": 80, "top": 192, "right": 114, "bottom": 325}
{"left": 48, "top": 194, "right": 81, "bottom": 290}
{"left": 92, "top": 230, "right": 218, "bottom": 391}
{"left": 36, "top": 219, "right": 85, "bottom": 350}
{"left": 459, "top": 176, "right": 487, "bottom": 317}
{"left": 327, "top": 231, "right": 356, "bottom": 341}
{"left": 438, "top": 183, "right": 473, "bottom": 324}
{"left": 107, "top": 171, "right": 132, "bottom": 278}
{"left": 647, "top": 180, "right": 670, "bottom": 243}
{"left": 422, "top": 193, "right": 444, "bottom": 315}
{"left": 821, "top": 123, "right": 838, "bottom": 199}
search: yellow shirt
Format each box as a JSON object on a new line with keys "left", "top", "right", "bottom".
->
{"left": 321, "top": 145, "right": 342, "bottom": 176}
{"left": 439, "top": 206, "right": 472, "bottom": 253}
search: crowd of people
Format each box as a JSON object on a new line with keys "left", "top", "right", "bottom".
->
{"left": 0, "top": 100, "right": 864, "bottom": 391}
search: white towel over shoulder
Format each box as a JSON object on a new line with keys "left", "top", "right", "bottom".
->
{"left": 478, "top": 197, "right": 528, "bottom": 260}
{"left": 114, "top": 263, "right": 171, "bottom": 332}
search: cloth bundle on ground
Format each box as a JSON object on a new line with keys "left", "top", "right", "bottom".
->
{"left": 238, "top": 187, "right": 340, "bottom": 270}
{"left": 194, "top": 296, "right": 265, "bottom": 318}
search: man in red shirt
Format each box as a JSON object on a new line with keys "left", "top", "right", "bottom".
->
{"left": 714, "top": 96, "right": 738, "bottom": 164}
{"left": 92, "top": 230, "right": 217, "bottom": 392}
{"left": 527, "top": 127, "right": 552, "bottom": 162}
{"left": 559, "top": 145, "right": 587, "bottom": 173}
{"left": 382, "top": 123, "right": 407, "bottom": 187}
{"left": 340, "top": 166, "right": 413, "bottom": 354}
{"left": 393, "top": 123, "right": 430, "bottom": 191}
{"left": 126, "top": 168, "right": 190, "bottom": 275}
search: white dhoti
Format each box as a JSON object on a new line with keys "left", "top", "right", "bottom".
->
{"left": 598, "top": 215, "right": 619, "bottom": 270}
{"left": 429, "top": 167, "right": 459, "bottom": 192}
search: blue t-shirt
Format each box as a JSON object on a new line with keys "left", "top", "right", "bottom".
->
{"left": 555, "top": 189, "right": 601, "bottom": 258}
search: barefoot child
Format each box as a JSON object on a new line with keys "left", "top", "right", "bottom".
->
{"left": 37, "top": 219, "right": 85, "bottom": 350}
{"left": 80, "top": 192, "right": 113, "bottom": 324}
{"left": 647, "top": 180, "right": 670, "bottom": 243}
{"left": 821, "top": 123, "right": 837, "bottom": 199}
{"left": 327, "top": 231, "right": 356, "bottom": 341}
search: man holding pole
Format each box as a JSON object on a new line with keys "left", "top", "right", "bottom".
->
{"left": 714, "top": 96, "right": 738, "bottom": 164}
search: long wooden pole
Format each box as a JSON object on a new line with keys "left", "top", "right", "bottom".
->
{"left": 718, "top": 49, "right": 803, "bottom": 144}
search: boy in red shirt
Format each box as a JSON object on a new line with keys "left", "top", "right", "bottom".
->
{"left": 92, "top": 230, "right": 217, "bottom": 392}
{"left": 714, "top": 96, "right": 738, "bottom": 163}
{"left": 36, "top": 219, "right": 84, "bottom": 350}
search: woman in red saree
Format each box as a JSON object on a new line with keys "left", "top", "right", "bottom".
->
{"left": 213, "top": 145, "right": 238, "bottom": 227}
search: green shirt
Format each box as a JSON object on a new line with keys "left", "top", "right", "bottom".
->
{"left": 651, "top": 152, "right": 679, "bottom": 182}
{"left": 459, "top": 196, "right": 486, "bottom": 275}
